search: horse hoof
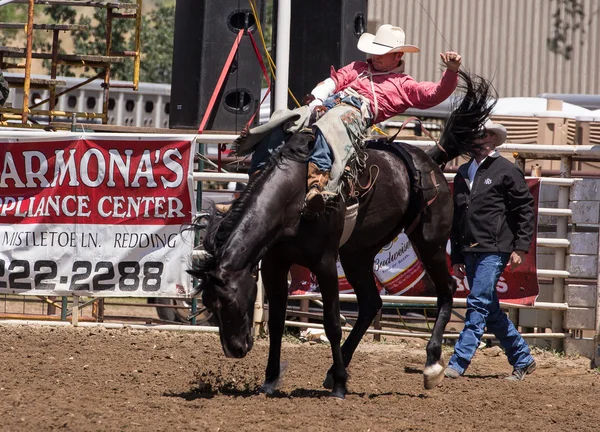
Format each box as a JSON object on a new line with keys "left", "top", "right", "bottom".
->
{"left": 322, "top": 373, "right": 334, "bottom": 390}
{"left": 423, "top": 362, "right": 445, "bottom": 390}
{"left": 330, "top": 387, "right": 346, "bottom": 400}
{"left": 260, "top": 381, "right": 278, "bottom": 396}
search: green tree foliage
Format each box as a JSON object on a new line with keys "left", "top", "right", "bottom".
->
{"left": 36, "top": 3, "right": 175, "bottom": 83}
{"left": 138, "top": 5, "right": 175, "bottom": 83}
{"left": 72, "top": 8, "right": 136, "bottom": 80}
{"left": 0, "top": 4, "right": 29, "bottom": 45}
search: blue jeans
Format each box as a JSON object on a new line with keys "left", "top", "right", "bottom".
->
{"left": 308, "top": 93, "right": 364, "bottom": 172}
{"left": 448, "top": 252, "right": 534, "bottom": 375}
{"left": 308, "top": 129, "right": 333, "bottom": 171}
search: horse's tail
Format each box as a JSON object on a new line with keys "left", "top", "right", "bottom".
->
{"left": 427, "top": 70, "right": 497, "bottom": 165}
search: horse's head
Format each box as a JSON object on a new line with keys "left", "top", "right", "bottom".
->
{"left": 193, "top": 265, "right": 257, "bottom": 358}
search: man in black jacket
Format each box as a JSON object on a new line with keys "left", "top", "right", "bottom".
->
{"left": 445, "top": 119, "right": 537, "bottom": 381}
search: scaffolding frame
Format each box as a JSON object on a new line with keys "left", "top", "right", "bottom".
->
{"left": 0, "top": 0, "right": 142, "bottom": 127}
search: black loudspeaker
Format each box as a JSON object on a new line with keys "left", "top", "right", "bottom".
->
{"left": 169, "top": 0, "right": 265, "bottom": 131}
{"left": 285, "top": 0, "right": 368, "bottom": 106}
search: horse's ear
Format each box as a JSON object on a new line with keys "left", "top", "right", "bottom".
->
{"left": 187, "top": 251, "right": 216, "bottom": 283}
{"left": 387, "top": 128, "right": 401, "bottom": 144}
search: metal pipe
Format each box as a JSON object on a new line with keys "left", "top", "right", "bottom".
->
{"left": 49, "top": 28, "right": 60, "bottom": 122}
{"left": 192, "top": 135, "right": 600, "bottom": 157}
{"left": 273, "top": 0, "right": 291, "bottom": 110}
{"left": 284, "top": 321, "right": 569, "bottom": 340}
{"left": 289, "top": 293, "right": 570, "bottom": 311}
{"left": 538, "top": 208, "right": 572, "bottom": 216}
{"left": 0, "top": 319, "right": 568, "bottom": 340}
{"left": 537, "top": 238, "right": 570, "bottom": 248}
{"left": 0, "top": 320, "right": 220, "bottom": 332}
{"left": 29, "top": 72, "right": 104, "bottom": 110}
{"left": 193, "top": 172, "right": 250, "bottom": 182}
{"left": 2, "top": 107, "right": 106, "bottom": 118}
{"left": 407, "top": 141, "right": 600, "bottom": 156}
{"left": 22, "top": 0, "right": 34, "bottom": 124}
{"left": 133, "top": 0, "right": 142, "bottom": 90}
{"left": 103, "top": 7, "right": 113, "bottom": 125}
{"left": 193, "top": 170, "right": 579, "bottom": 188}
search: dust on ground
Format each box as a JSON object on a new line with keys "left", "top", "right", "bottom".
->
{"left": 0, "top": 325, "right": 598, "bottom": 432}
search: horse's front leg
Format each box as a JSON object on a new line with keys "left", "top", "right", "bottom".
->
{"left": 260, "top": 252, "right": 290, "bottom": 395}
{"left": 322, "top": 248, "right": 382, "bottom": 389}
{"left": 313, "top": 256, "right": 347, "bottom": 399}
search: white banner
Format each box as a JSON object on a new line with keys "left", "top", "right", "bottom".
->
{"left": 0, "top": 134, "right": 196, "bottom": 297}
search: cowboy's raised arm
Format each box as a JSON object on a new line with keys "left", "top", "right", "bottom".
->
{"left": 401, "top": 51, "right": 461, "bottom": 110}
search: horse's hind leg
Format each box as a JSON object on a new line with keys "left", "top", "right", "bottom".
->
{"left": 323, "top": 248, "right": 382, "bottom": 389}
{"left": 410, "top": 231, "right": 456, "bottom": 389}
{"left": 260, "top": 251, "right": 290, "bottom": 395}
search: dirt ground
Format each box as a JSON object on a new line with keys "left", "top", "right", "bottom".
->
{"left": 0, "top": 325, "right": 598, "bottom": 432}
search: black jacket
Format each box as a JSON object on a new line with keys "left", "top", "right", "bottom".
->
{"left": 451, "top": 153, "right": 535, "bottom": 265}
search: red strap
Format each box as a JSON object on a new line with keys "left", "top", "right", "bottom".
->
{"left": 198, "top": 29, "right": 244, "bottom": 134}
{"left": 398, "top": 116, "right": 447, "bottom": 157}
{"left": 245, "top": 31, "right": 271, "bottom": 127}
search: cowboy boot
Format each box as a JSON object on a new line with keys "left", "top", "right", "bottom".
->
{"left": 215, "top": 170, "right": 262, "bottom": 213}
{"left": 304, "top": 162, "right": 330, "bottom": 214}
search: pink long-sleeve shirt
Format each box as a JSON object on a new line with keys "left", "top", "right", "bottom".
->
{"left": 330, "top": 61, "right": 459, "bottom": 124}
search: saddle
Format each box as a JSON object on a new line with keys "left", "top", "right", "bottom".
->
{"left": 363, "top": 139, "right": 440, "bottom": 235}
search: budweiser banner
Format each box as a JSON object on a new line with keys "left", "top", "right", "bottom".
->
{"left": 0, "top": 134, "right": 196, "bottom": 297}
{"left": 289, "top": 178, "right": 541, "bottom": 306}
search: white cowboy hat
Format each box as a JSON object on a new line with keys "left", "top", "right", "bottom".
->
{"left": 484, "top": 119, "right": 507, "bottom": 144}
{"left": 357, "top": 24, "right": 420, "bottom": 55}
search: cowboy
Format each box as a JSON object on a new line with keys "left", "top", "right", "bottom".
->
{"left": 303, "top": 24, "right": 462, "bottom": 212}
{"left": 445, "top": 119, "right": 537, "bottom": 381}
{"left": 220, "top": 24, "right": 461, "bottom": 214}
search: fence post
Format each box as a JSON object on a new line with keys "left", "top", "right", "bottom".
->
{"left": 191, "top": 141, "right": 205, "bottom": 327}
{"left": 593, "top": 232, "right": 600, "bottom": 368}
{"left": 60, "top": 297, "right": 68, "bottom": 321}
{"left": 253, "top": 267, "right": 265, "bottom": 336}
{"left": 72, "top": 295, "right": 79, "bottom": 326}
{"left": 552, "top": 155, "right": 572, "bottom": 351}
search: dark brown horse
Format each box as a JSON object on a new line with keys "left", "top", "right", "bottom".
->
{"left": 189, "top": 72, "right": 494, "bottom": 398}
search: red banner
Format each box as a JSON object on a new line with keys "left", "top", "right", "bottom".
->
{"left": 0, "top": 135, "right": 196, "bottom": 297}
{"left": 289, "top": 178, "right": 541, "bottom": 305}
{"left": 0, "top": 138, "right": 192, "bottom": 225}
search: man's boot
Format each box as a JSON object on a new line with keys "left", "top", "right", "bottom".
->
{"left": 304, "top": 162, "right": 330, "bottom": 214}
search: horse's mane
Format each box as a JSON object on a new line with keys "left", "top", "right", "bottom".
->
{"left": 428, "top": 70, "right": 497, "bottom": 164}
{"left": 194, "top": 131, "right": 313, "bottom": 273}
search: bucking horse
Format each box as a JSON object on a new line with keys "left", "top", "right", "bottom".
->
{"left": 189, "top": 71, "right": 495, "bottom": 398}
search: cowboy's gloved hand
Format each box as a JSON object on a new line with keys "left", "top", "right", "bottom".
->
{"left": 440, "top": 51, "right": 462, "bottom": 72}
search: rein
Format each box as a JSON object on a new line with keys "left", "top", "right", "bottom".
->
{"left": 397, "top": 116, "right": 448, "bottom": 160}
